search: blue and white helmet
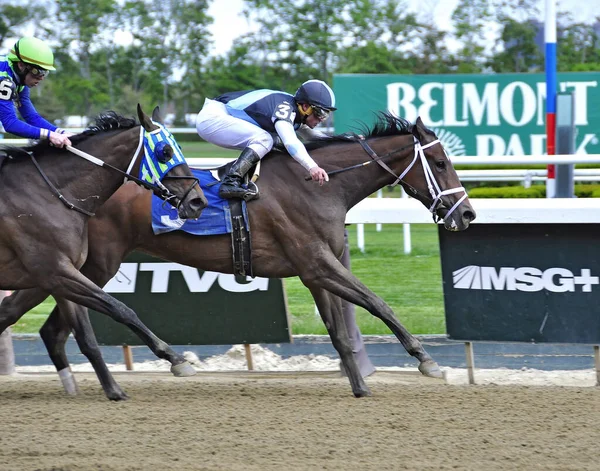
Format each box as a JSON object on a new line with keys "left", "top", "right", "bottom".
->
{"left": 294, "top": 79, "right": 337, "bottom": 111}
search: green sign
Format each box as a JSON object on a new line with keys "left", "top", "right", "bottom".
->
{"left": 333, "top": 73, "right": 600, "bottom": 156}
{"left": 90, "top": 252, "right": 292, "bottom": 345}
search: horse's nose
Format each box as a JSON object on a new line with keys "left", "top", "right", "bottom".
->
{"left": 187, "top": 195, "right": 207, "bottom": 219}
{"left": 463, "top": 209, "right": 476, "bottom": 224}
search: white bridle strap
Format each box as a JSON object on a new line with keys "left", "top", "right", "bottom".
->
{"left": 124, "top": 126, "right": 145, "bottom": 183}
{"left": 411, "top": 138, "right": 467, "bottom": 222}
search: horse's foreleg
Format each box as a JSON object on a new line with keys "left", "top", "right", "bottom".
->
{"left": 305, "top": 285, "right": 371, "bottom": 398}
{"left": 54, "top": 298, "right": 129, "bottom": 400}
{"left": 46, "top": 266, "right": 196, "bottom": 381}
{"left": 301, "top": 250, "right": 442, "bottom": 379}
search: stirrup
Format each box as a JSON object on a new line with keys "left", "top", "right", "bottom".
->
{"left": 219, "top": 182, "right": 259, "bottom": 201}
{"left": 242, "top": 182, "right": 259, "bottom": 202}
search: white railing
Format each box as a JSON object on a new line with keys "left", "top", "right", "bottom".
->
{"left": 0, "top": 127, "right": 198, "bottom": 146}
{"left": 346, "top": 197, "right": 600, "bottom": 224}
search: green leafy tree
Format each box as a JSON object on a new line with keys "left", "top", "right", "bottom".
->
{"left": 54, "top": 0, "right": 117, "bottom": 116}
{"left": 0, "top": 5, "right": 31, "bottom": 46}
{"left": 242, "top": 0, "right": 362, "bottom": 82}
{"left": 488, "top": 18, "right": 542, "bottom": 72}
{"left": 115, "top": 0, "right": 212, "bottom": 119}
{"left": 451, "top": 0, "right": 493, "bottom": 72}
{"left": 242, "top": 0, "right": 431, "bottom": 80}
{"left": 557, "top": 22, "right": 600, "bottom": 71}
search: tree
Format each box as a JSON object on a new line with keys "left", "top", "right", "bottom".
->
{"left": 557, "top": 21, "right": 600, "bottom": 71}
{"left": 488, "top": 18, "right": 542, "bottom": 72}
{"left": 55, "top": 0, "right": 117, "bottom": 115}
{"left": 242, "top": 0, "right": 431, "bottom": 80}
{"left": 451, "top": 0, "right": 493, "bottom": 72}
{"left": 0, "top": 5, "right": 31, "bottom": 47}
{"left": 115, "top": 0, "right": 212, "bottom": 119}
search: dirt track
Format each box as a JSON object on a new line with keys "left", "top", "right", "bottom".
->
{"left": 0, "top": 371, "right": 599, "bottom": 471}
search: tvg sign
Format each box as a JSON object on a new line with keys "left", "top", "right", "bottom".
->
{"left": 333, "top": 73, "right": 600, "bottom": 156}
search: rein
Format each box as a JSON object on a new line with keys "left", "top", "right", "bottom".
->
{"left": 66, "top": 126, "right": 183, "bottom": 202}
{"left": 28, "top": 125, "right": 198, "bottom": 216}
{"left": 324, "top": 136, "right": 467, "bottom": 223}
{"left": 28, "top": 153, "right": 95, "bottom": 216}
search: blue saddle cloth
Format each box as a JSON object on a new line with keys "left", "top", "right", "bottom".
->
{"left": 151, "top": 168, "right": 248, "bottom": 236}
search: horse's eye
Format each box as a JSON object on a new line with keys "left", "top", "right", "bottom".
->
{"left": 436, "top": 160, "right": 446, "bottom": 170}
{"left": 154, "top": 141, "right": 173, "bottom": 163}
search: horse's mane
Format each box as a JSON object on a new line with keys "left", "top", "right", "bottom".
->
{"left": 73, "top": 111, "right": 138, "bottom": 144}
{"left": 303, "top": 112, "right": 418, "bottom": 151}
{"left": 0, "top": 111, "right": 138, "bottom": 159}
{"left": 81, "top": 111, "right": 137, "bottom": 136}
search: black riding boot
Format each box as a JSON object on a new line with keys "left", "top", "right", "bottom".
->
{"left": 219, "top": 147, "right": 261, "bottom": 201}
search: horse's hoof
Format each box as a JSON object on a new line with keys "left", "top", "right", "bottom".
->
{"left": 107, "top": 390, "right": 129, "bottom": 401}
{"left": 171, "top": 361, "right": 197, "bottom": 377}
{"left": 352, "top": 387, "right": 372, "bottom": 398}
{"left": 418, "top": 360, "right": 443, "bottom": 378}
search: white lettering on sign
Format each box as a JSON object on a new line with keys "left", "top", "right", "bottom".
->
{"left": 387, "top": 80, "right": 597, "bottom": 128}
{"left": 103, "top": 262, "right": 269, "bottom": 293}
{"left": 453, "top": 266, "right": 599, "bottom": 293}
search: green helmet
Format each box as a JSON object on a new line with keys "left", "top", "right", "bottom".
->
{"left": 8, "top": 37, "right": 55, "bottom": 71}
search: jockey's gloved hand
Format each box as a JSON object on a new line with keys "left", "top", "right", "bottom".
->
{"left": 49, "top": 131, "right": 72, "bottom": 148}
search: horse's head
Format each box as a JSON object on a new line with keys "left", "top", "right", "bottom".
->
{"left": 136, "top": 104, "right": 207, "bottom": 220}
{"left": 397, "top": 117, "right": 475, "bottom": 231}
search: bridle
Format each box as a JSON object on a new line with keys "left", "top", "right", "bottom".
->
{"left": 331, "top": 136, "right": 467, "bottom": 223}
{"left": 29, "top": 125, "right": 200, "bottom": 217}
{"left": 122, "top": 125, "right": 200, "bottom": 211}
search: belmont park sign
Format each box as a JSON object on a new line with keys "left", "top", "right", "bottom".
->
{"left": 333, "top": 73, "right": 600, "bottom": 156}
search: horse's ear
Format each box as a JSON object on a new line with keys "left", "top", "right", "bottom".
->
{"left": 137, "top": 103, "right": 155, "bottom": 132}
{"left": 412, "top": 116, "right": 425, "bottom": 141}
{"left": 151, "top": 106, "right": 164, "bottom": 125}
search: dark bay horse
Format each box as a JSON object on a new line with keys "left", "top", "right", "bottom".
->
{"left": 0, "top": 105, "right": 208, "bottom": 399}
{"left": 39, "top": 114, "right": 475, "bottom": 399}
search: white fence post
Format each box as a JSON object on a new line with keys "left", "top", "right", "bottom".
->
{"left": 376, "top": 189, "right": 383, "bottom": 232}
{"left": 356, "top": 224, "right": 365, "bottom": 253}
{"left": 402, "top": 188, "right": 412, "bottom": 255}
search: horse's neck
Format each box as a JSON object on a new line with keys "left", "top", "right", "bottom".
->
{"left": 327, "top": 137, "right": 414, "bottom": 209}
{"left": 59, "top": 127, "right": 140, "bottom": 211}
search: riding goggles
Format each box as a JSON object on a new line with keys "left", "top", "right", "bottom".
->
{"left": 311, "top": 105, "right": 330, "bottom": 121}
{"left": 25, "top": 65, "right": 49, "bottom": 78}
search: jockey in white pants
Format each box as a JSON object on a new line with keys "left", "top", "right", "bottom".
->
{"left": 196, "top": 79, "right": 337, "bottom": 201}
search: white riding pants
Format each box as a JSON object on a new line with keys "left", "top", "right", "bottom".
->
{"left": 195, "top": 98, "right": 273, "bottom": 158}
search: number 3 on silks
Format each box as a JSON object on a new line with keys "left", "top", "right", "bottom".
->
{"left": 275, "top": 103, "right": 293, "bottom": 120}
{"left": 0, "top": 79, "right": 16, "bottom": 101}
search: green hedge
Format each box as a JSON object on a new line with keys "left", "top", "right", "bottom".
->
{"left": 468, "top": 185, "right": 546, "bottom": 198}
{"left": 468, "top": 184, "right": 600, "bottom": 198}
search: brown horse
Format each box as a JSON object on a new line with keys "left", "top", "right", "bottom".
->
{"left": 0, "top": 105, "right": 208, "bottom": 399}
{"left": 39, "top": 114, "right": 475, "bottom": 399}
